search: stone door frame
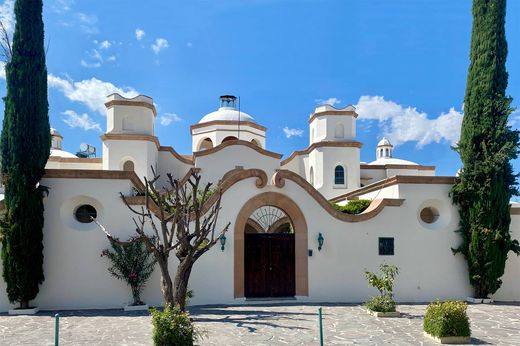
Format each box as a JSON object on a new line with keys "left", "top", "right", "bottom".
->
{"left": 234, "top": 192, "right": 309, "bottom": 297}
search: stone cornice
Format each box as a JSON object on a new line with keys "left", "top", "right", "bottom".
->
{"left": 47, "top": 157, "right": 103, "bottom": 164}
{"left": 190, "top": 120, "right": 266, "bottom": 132}
{"left": 44, "top": 169, "right": 145, "bottom": 191}
{"left": 308, "top": 110, "right": 358, "bottom": 124}
{"left": 281, "top": 141, "right": 363, "bottom": 166}
{"left": 100, "top": 133, "right": 193, "bottom": 165}
{"left": 360, "top": 164, "right": 436, "bottom": 171}
{"left": 330, "top": 175, "right": 457, "bottom": 203}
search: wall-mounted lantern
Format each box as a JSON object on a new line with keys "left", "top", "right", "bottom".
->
{"left": 219, "top": 234, "right": 227, "bottom": 252}
{"left": 318, "top": 233, "right": 324, "bottom": 251}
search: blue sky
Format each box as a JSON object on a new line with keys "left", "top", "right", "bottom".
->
{"left": 0, "top": 0, "right": 519, "bottom": 178}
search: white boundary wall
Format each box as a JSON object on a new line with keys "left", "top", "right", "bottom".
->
{"left": 1, "top": 168, "right": 519, "bottom": 311}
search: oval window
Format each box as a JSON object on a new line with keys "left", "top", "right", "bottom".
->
{"left": 75, "top": 204, "right": 97, "bottom": 223}
{"left": 420, "top": 207, "right": 439, "bottom": 224}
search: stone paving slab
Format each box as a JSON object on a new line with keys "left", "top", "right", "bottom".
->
{"left": 0, "top": 303, "right": 519, "bottom": 345}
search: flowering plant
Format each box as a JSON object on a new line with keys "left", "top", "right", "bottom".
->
{"left": 101, "top": 237, "right": 156, "bottom": 306}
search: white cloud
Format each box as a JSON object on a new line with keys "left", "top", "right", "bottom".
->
{"left": 355, "top": 95, "right": 463, "bottom": 147}
{"left": 98, "top": 40, "right": 111, "bottom": 49}
{"left": 151, "top": 38, "right": 169, "bottom": 54}
{"left": 315, "top": 97, "right": 341, "bottom": 106}
{"left": 283, "top": 127, "right": 304, "bottom": 138}
{"left": 187, "top": 42, "right": 193, "bottom": 48}
{"left": 80, "top": 59, "right": 101, "bottom": 68}
{"left": 0, "top": 0, "right": 14, "bottom": 38}
{"left": 0, "top": 67, "right": 138, "bottom": 115}
{"left": 62, "top": 110, "right": 102, "bottom": 132}
{"left": 508, "top": 110, "right": 520, "bottom": 128}
{"left": 52, "top": 0, "right": 74, "bottom": 14}
{"left": 106, "top": 55, "right": 116, "bottom": 62}
{"left": 159, "top": 113, "right": 181, "bottom": 126}
{"left": 48, "top": 75, "right": 139, "bottom": 114}
{"left": 135, "top": 28, "right": 145, "bottom": 41}
{"left": 73, "top": 12, "right": 98, "bottom": 34}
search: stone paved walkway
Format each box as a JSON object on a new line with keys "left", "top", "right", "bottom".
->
{"left": 0, "top": 303, "right": 519, "bottom": 345}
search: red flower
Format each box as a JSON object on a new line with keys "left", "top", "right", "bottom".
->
{"left": 100, "top": 249, "right": 109, "bottom": 257}
{"left": 128, "top": 273, "right": 138, "bottom": 279}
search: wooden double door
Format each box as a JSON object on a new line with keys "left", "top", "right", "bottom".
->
{"left": 244, "top": 233, "right": 295, "bottom": 298}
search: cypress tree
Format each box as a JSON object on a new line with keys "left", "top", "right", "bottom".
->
{"left": 452, "top": 0, "right": 520, "bottom": 298}
{"left": 0, "top": 0, "right": 50, "bottom": 309}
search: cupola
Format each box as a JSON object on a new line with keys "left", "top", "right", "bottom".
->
{"left": 191, "top": 95, "right": 266, "bottom": 151}
{"left": 51, "top": 128, "right": 63, "bottom": 150}
{"left": 376, "top": 137, "right": 393, "bottom": 159}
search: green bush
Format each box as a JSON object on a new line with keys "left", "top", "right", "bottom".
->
{"left": 151, "top": 305, "right": 200, "bottom": 346}
{"left": 365, "top": 294, "right": 396, "bottom": 312}
{"left": 423, "top": 301, "right": 471, "bottom": 338}
{"left": 332, "top": 200, "right": 371, "bottom": 214}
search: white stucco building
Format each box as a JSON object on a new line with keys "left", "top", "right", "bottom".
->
{"left": 1, "top": 93, "right": 519, "bottom": 311}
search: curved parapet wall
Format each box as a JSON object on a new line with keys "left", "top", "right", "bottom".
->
{"left": 124, "top": 167, "right": 404, "bottom": 223}
{"left": 272, "top": 169, "right": 404, "bottom": 222}
{"left": 193, "top": 139, "right": 283, "bottom": 160}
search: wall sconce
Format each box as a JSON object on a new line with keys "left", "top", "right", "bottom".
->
{"left": 318, "top": 233, "right": 324, "bottom": 251}
{"left": 219, "top": 234, "right": 227, "bottom": 252}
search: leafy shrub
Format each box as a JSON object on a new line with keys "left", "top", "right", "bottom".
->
{"left": 151, "top": 305, "right": 200, "bottom": 346}
{"left": 365, "top": 294, "right": 396, "bottom": 312}
{"left": 101, "top": 238, "right": 156, "bottom": 305}
{"left": 423, "top": 301, "right": 471, "bottom": 338}
{"left": 365, "top": 264, "right": 399, "bottom": 296}
{"left": 364, "top": 264, "right": 399, "bottom": 313}
{"left": 332, "top": 200, "right": 371, "bottom": 214}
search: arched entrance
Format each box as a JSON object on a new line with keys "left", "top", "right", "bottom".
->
{"left": 245, "top": 206, "right": 294, "bottom": 297}
{"left": 234, "top": 192, "right": 308, "bottom": 298}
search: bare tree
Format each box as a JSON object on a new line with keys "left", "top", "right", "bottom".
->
{"left": 0, "top": 21, "right": 12, "bottom": 62}
{"left": 94, "top": 169, "right": 230, "bottom": 311}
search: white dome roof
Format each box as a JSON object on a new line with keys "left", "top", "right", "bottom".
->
{"left": 199, "top": 107, "right": 255, "bottom": 124}
{"left": 50, "top": 149, "right": 77, "bottom": 158}
{"left": 377, "top": 137, "right": 392, "bottom": 146}
{"left": 368, "top": 157, "right": 418, "bottom": 166}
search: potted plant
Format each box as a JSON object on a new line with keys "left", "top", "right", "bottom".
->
{"left": 101, "top": 237, "right": 156, "bottom": 311}
{"left": 423, "top": 301, "right": 471, "bottom": 344}
{"left": 364, "top": 263, "right": 400, "bottom": 317}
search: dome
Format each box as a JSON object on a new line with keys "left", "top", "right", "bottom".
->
{"left": 377, "top": 137, "right": 392, "bottom": 147}
{"left": 368, "top": 157, "right": 418, "bottom": 166}
{"left": 199, "top": 107, "right": 256, "bottom": 124}
{"left": 50, "top": 149, "right": 77, "bottom": 158}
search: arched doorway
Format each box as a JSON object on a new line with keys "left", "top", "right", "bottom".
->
{"left": 234, "top": 192, "right": 308, "bottom": 298}
{"left": 245, "top": 206, "right": 294, "bottom": 297}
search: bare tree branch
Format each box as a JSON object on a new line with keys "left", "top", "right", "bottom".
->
{"left": 0, "top": 21, "right": 12, "bottom": 63}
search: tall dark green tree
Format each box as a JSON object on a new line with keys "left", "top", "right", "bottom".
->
{"left": 0, "top": 0, "right": 50, "bottom": 309}
{"left": 452, "top": 0, "right": 520, "bottom": 298}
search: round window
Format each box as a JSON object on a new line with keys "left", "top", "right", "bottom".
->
{"left": 75, "top": 204, "right": 97, "bottom": 223}
{"left": 420, "top": 207, "right": 439, "bottom": 224}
